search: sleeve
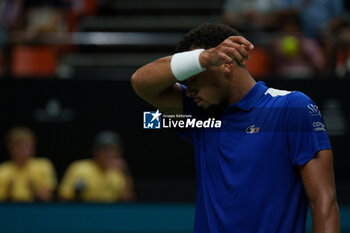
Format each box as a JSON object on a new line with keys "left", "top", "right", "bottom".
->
{"left": 177, "top": 84, "right": 204, "bottom": 141}
{"left": 286, "top": 92, "right": 332, "bottom": 166}
{"left": 58, "top": 163, "right": 78, "bottom": 200}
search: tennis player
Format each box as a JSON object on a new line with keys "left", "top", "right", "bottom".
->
{"left": 131, "top": 23, "right": 340, "bottom": 233}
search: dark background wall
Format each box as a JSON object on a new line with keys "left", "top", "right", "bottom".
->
{"left": 0, "top": 79, "right": 349, "bottom": 203}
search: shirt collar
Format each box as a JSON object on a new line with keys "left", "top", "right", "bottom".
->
{"left": 228, "top": 81, "right": 268, "bottom": 111}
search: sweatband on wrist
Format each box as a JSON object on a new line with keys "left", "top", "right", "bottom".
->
{"left": 170, "top": 49, "right": 206, "bottom": 81}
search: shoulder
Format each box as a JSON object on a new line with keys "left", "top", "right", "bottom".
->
{"left": 264, "top": 87, "right": 292, "bottom": 98}
{"left": 285, "top": 91, "right": 315, "bottom": 107}
{"left": 32, "top": 158, "right": 54, "bottom": 167}
{"left": 0, "top": 161, "right": 13, "bottom": 174}
{"left": 264, "top": 88, "right": 313, "bottom": 106}
{"left": 0, "top": 160, "right": 12, "bottom": 168}
{"left": 67, "top": 159, "right": 95, "bottom": 172}
{"left": 283, "top": 91, "right": 323, "bottom": 127}
{"left": 263, "top": 89, "right": 318, "bottom": 118}
{"left": 30, "top": 158, "right": 56, "bottom": 174}
{"left": 263, "top": 87, "right": 293, "bottom": 106}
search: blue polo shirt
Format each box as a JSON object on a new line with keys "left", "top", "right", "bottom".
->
{"left": 180, "top": 81, "right": 331, "bottom": 233}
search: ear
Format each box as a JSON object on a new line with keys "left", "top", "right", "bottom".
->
{"left": 223, "top": 63, "right": 234, "bottom": 74}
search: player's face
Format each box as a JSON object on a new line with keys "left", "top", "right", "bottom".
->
{"left": 184, "top": 66, "right": 229, "bottom": 110}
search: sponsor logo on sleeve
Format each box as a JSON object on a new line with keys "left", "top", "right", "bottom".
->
{"left": 313, "top": 121, "right": 326, "bottom": 132}
{"left": 307, "top": 104, "right": 321, "bottom": 117}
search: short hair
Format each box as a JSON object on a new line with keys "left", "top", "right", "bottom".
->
{"left": 93, "top": 130, "right": 121, "bottom": 149}
{"left": 5, "top": 127, "right": 36, "bottom": 148}
{"left": 176, "top": 23, "right": 241, "bottom": 53}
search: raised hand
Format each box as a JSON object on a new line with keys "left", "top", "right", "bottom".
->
{"left": 199, "top": 36, "right": 254, "bottom": 68}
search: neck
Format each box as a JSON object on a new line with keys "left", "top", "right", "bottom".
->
{"left": 14, "top": 158, "right": 30, "bottom": 168}
{"left": 225, "top": 67, "right": 256, "bottom": 106}
{"left": 95, "top": 160, "right": 107, "bottom": 171}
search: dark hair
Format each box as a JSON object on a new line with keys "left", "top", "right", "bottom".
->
{"left": 93, "top": 130, "right": 121, "bottom": 149}
{"left": 176, "top": 23, "right": 241, "bottom": 53}
{"left": 5, "top": 127, "right": 36, "bottom": 148}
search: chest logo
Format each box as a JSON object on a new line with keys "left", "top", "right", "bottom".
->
{"left": 246, "top": 125, "right": 260, "bottom": 134}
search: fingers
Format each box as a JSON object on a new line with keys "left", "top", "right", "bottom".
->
{"left": 219, "top": 36, "right": 252, "bottom": 65}
{"left": 228, "top": 36, "right": 254, "bottom": 50}
{"left": 219, "top": 52, "right": 233, "bottom": 64}
{"left": 236, "top": 45, "right": 250, "bottom": 60}
{"left": 207, "top": 36, "right": 253, "bottom": 67}
{"left": 228, "top": 47, "right": 244, "bottom": 64}
{"left": 221, "top": 46, "right": 246, "bottom": 65}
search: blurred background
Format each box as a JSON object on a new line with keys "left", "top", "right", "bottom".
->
{"left": 0, "top": 0, "right": 349, "bottom": 232}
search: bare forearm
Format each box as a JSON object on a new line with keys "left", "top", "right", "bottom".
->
{"left": 130, "top": 36, "right": 253, "bottom": 112}
{"left": 311, "top": 202, "right": 340, "bottom": 233}
{"left": 131, "top": 34, "right": 254, "bottom": 98}
{"left": 131, "top": 56, "right": 177, "bottom": 98}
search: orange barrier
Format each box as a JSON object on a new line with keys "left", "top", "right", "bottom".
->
{"left": 245, "top": 46, "right": 271, "bottom": 79}
{"left": 12, "top": 46, "right": 57, "bottom": 77}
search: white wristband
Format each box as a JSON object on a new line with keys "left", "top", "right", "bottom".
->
{"left": 170, "top": 49, "right": 206, "bottom": 81}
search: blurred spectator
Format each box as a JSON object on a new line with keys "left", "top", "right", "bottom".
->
{"left": 223, "top": 0, "right": 280, "bottom": 31}
{"left": 59, "top": 131, "right": 135, "bottom": 202}
{"left": 1, "top": 0, "right": 69, "bottom": 77}
{"left": 324, "top": 15, "right": 350, "bottom": 78}
{"left": 271, "top": 12, "right": 325, "bottom": 78}
{"left": 13, "top": 0, "right": 68, "bottom": 41}
{"left": 0, "top": 0, "right": 23, "bottom": 42}
{"left": 277, "top": 0, "right": 344, "bottom": 38}
{"left": 0, "top": 0, "right": 23, "bottom": 76}
{"left": 0, "top": 127, "right": 57, "bottom": 202}
{"left": 68, "top": 0, "right": 97, "bottom": 31}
